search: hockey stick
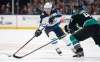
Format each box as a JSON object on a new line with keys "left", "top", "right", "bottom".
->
{"left": 13, "top": 38, "right": 58, "bottom": 59}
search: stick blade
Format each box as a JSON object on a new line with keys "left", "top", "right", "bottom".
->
{"left": 13, "top": 54, "right": 22, "bottom": 59}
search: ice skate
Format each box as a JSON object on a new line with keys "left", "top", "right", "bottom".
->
{"left": 56, "top": 48, "right": 62, "bottom": 56}
{"left": 73, "top": 44, "right": 84, "bottom": 58}
{"left": 73, "top": 51, "right": 84, "bottom": 58}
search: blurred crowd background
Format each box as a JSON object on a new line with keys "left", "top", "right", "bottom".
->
{"left": 0, "top": 0, "right": 100, "bottom": 15}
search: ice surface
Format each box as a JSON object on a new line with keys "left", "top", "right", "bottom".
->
{"left": 0, "top": 30, "right": 100, "bottom": 62}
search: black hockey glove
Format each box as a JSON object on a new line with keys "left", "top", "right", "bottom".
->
{"left": 35, "top": 29, "right": 42, "bottom": 37}
{"left": 64, "top": 25, "right": 77, "bottom": 34}
{"left": 49, "top": 16, "right": 55, "bottom": 24}
{"left": 64, "top": 25, "right": 70, "bottom": 33}
{"left": 69, "top": 29, "right": 74, "bottom": 34}
{"left": 69, "top": 27, "right": 79, "bottom": 34}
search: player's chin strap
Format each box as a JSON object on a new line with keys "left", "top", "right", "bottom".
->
{"left": 13, "top": 38, "right": 58, "bottom": 59}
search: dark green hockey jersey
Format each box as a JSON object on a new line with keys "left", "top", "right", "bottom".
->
{"left": 68, "top": 10, "right": 98, "bottom": 33}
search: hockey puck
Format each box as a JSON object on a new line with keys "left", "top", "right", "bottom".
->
{"left": 8, "top": 55, "right": 12, "bottom": 57}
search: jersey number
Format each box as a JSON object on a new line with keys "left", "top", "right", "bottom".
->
{"left": 82, "top": 12, "right": 90, "bottom": 17}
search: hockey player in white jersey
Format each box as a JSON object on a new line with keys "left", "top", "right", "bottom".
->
{"left": 34, "top": 2, "right": 66, "bottom": 55}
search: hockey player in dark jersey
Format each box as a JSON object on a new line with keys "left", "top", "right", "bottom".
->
{"left": 34, "top": 2, "right": 67, "bottom": 55}
{"left": 64, "top": 5, "right": 100, "bottom": 58}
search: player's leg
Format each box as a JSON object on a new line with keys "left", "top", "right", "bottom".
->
{"left": 54, "top": 25, "right": 84, "bottom": 57}
{"left": 49, "top": 31, "right": 63, "bottom": 55}
{"left": 69, "top": 25, "right": 99, "bottom": 57}
{"left": 52, "top": 25, "right": 66, "bottom": 55}
{"left": 44, "top": 27, "right": 62, "bottom": 55}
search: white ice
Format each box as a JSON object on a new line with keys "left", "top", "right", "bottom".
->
{"left": 0, "top": 30, "right": 100, "bottom": 62}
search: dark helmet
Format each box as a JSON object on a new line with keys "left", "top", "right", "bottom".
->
{"left": 73, "top": 4, "right": 87, "bottom": 14}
